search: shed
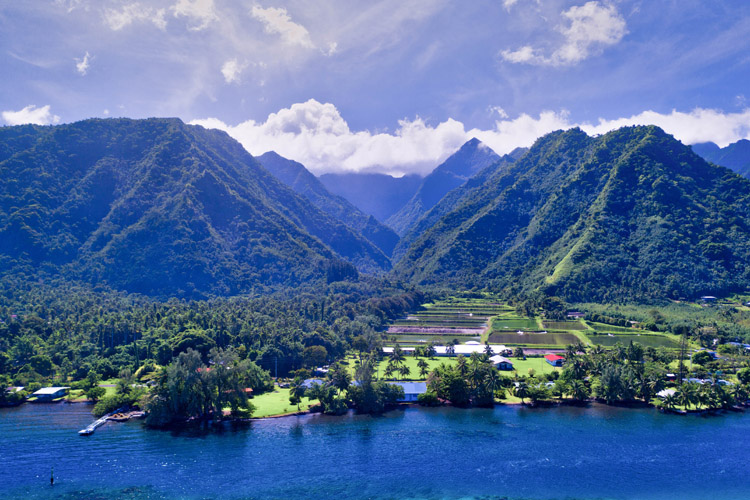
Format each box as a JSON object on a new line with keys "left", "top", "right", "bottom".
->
{"left": 390, "top": 382, "right": 427, "bottom": 402}
{"left": 544, "top": 354, "right": 565, "bottom": 367}
{"left": 32, "top": 387, "right": 69, "bottom": 401}
{"left": 488, "top": 355, "right": 514, "bottom": 371}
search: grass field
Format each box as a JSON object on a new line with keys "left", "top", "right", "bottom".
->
{"left": 250, "top": 388, "right": 318, "bottom": 418}
{"left": 492, "top": 318, "right": 541, "bottom": 330}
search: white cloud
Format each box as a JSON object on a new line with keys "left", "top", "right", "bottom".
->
{"left": 104, "top": 3, "right": 166, "bottom": 31}
{"left": 75, "top": 51, "right": 91, "bottom": 75}
{"left": 501, "top": 1, "right": 627, "bottom": 66}
{"left": 221, "top": 59, "right": 246, "bottom": 84}
{"left": 250, "top": 5, "right": 315, "bottom": 49}
{"left": 2, "top": 105, "right": 61, "bottom": 126}
{"left": 580, "top": 108, "right": 750, "bottom": 148}
{"left": 172, "top": 0, "right": 218, "bottom": 31}
{"left": 191, "top": 101, "right": 750, "bottom": 176}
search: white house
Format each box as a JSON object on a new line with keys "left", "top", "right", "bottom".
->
{"left": 390, "top": 382, "right": 428, "bottom": 402}
{"left": 32, "top": 387, "right": 69, "bottom": 401}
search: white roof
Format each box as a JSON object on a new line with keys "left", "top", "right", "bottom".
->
{"left": 489, "top": 355, "right": 512, "bottom": 364}
{"left": 33, "top": 386, "right": 69, "bottom": 395}
{"left": 657, "top": 388, "right": 676, "bottom": 398}
{"left": 384, "top": 344, "right": 507, "bottom": 355}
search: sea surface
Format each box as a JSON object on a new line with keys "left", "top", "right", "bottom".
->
{"left": 2, "top": 402, "right": 749, "bottom": 500}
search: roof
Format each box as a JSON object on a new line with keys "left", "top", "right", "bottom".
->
{"left": 383, "top": 344, "right": 507, "bottom": 356}
{"left": 489, "top": 355, "right": 512, "bottom": 364}
{"left": 657, "top": 388, "right": 676, "bottom": 398}
{"left": 544, "top": 354, "right": 565, "bottom": 361}
{"left": 32, "top": 386, "right": 69, "bottom": 396}
{"left": 300, "top": 378, "right": 325, "bottom": 389}
{"left": 390, "top": 382, "right": 427, "bottom": 394}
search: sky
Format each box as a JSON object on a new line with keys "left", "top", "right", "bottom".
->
{"left": 1, "top": 0, "right": 750, "bottom": 176}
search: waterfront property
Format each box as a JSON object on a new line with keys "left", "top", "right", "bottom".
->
{"left": 545, "top": 354, "right": 565, "bottom": 367}
{"left": 31, "top": 387, "right": 69, "bottom": 401}
{"left": 390, "top": 382, "right": 428, "bottom": 402}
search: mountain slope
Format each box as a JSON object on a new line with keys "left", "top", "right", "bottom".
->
{"left": 0, "top": 118, "right": 390, "bottom": 297}
{"left": 386, "top": 138, "right": 501, "bottom": 236}
{"left": 394, "top": 126, "right": 750, "bottom": 302}
{"left": 257, "top": 151, "right": 399, "bottom": 256}
{"left": 391, "top": 152, "right": 518, "bottom": 262}
{"left": 319, "top": 172, "right": 422, "bottom": 223}
{"left": 692, "top": 139, "right": 750, "bottom": 177}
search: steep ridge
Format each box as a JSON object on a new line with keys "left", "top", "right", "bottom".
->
{"left": 386, "top": 138, "right": 501, "bottom": 236}
{"left": 394, "top": 126, "right": 750, "bottom": 302}
{"left": 692, "top": 139, "right": 750, "bottom": 178}
{"left": 319, "top": 172, "right": 422, "bottom": 223}
{"left": 0, "top": 118, "right": 390, "bottom": 297}
{"left": 257, "top": 151, "right": 399, "bottom": 256}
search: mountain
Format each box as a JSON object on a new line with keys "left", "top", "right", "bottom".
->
{"left": 394, "top": 126, "right": 750, "bottom": 302}
{"left": 318, "top": 172, "right": 422, "bottom": 223}
{"left": 0, "top": 118, "right": 390, "bottom": 298}
{"left": 257, "top": 151, "right": 399, "bottom": 256}
{"left": 391, "top": 152, "right": 518, "bottom": 262}
{"left": 386, "top": 138, "right": 501, "bottom": 236}
{"left": 692, "top": 139, "right": 750, "bottom": 177}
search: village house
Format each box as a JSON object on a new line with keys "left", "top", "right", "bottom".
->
{"left": 488, "top": 355, "right": 514, "bottom": 370}
{"left": 31, "top": 387, "right": 69, "bottom": 401}
{"left": 390, "top": 382, "right": 427, "bottom": 402}
{"left": 544, "top": 354, "right": 565, "bottom": 367}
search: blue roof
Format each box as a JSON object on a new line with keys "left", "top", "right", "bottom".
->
{"left": 301, "top": 378, "right": 325, "bottom": 389}
{"left": 390, "top": 382, "right": 427, "bottom": 394}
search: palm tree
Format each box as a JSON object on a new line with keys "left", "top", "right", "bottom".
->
{"left": 389, "top": 345, "right": 405, "bottom": 367}
{"left": 399, "top": 364, "right": 411, "bottom": 381}
{"left": 456, "top": 355, "right": 467, "bottom": 377}
{"left": 417, "top": 359, "right": 429, "bottom": 380}
{"left": 732, "top": 384, "right": 749, "bottom": 406}
{"left": 570, "top": 379, "right": 589, "bottom": 402}
{"left": 676, "top": 383, "right": 698, "bottom": 410}
{"left": 514, "top": 381, "right": 529, "bottom": 404}
{"left": 662, "top": 393, "right": 678, "bottom": 411}
{"left": 484, "top": 369, "right": 503, "bottom": 400}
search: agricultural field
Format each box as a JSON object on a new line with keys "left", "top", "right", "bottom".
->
{"left": 588, "top": 333, "right": 680, "bottom": 348}
{"left": 488, "top": 332, "right": 581, "bottom": 346}
{"left": 383, "top": 296, "right": 685, "bottom": 352}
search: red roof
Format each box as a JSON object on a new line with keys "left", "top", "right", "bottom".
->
{"left": 545, "top": 354, "right": 565, "bottom": 361}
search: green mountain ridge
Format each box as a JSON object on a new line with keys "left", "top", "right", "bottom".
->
{"left": 257, "top": 151, "right": 399, "bottom": 256}
{"left": 0, "top": 118, "right": 390, "bottom": 298}
{"left": 386, "top": 138, "right": 501, "bottom": 236}
{"left": 393, "top": 126, "right": 750, "bottom": 302}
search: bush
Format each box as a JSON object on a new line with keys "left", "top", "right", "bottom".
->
{"left": 417, "top": 391, "right": 440, "bottom": 406}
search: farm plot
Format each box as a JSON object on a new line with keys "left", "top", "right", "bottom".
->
{"left": 588, "top": 333, "right": 680, "bottom": 348}
{"left": 492, "top": 318, "right": 541, "bottom": 331}
{"left": 542, "top": 320, "right": 587, "bottom": 330}
{"left": 489, "top": 332, "right": 581, "bottom": 346}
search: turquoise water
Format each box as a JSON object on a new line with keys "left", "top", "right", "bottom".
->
{"left": 2, "top": 402, "right": 750, "bottom": 500}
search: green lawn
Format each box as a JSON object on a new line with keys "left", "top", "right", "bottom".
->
{"left": 250, "top": 388, "right": 319, "bottom": 418}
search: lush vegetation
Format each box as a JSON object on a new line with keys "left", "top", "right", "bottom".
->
{"left": 0, "top": 118, "right": 389, "bottom": 299}
{"left": 394, "top": 126, "right": 750, "bottom": 302}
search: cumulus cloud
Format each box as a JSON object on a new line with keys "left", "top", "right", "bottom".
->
{"left": 250, "top": 5, "right": 315, "bottom": 49}
{"left": 501, "top": 1, "right": 627, "bottom": 66}
{"left": 104, "top": 3, "right": 166, "bottom": 31}
{"left": 2, "top": 105, "right": 61, "bottom": 126}
{"left": 75, "top": 51, "right": 91, "bottom": 75}
{"left": 191, "top": 101, "right": 750, "bottom": 176}
{"left": 221, "top": 59, "right": 247, "bottom": 84}
{"left": 172, "top": 0, "right": 218, "bottom": 31}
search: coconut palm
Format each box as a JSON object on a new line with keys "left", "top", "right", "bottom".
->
{"left": 417, "top": 359, "right": 430, "bottom": 379}
{"left": 514, "top": 381, "right": 529, "bottom": 404}
{"left": 389, "top": 344, "right": 405, "bottom": 366}
{"left": 570, "top": 379, "right": 590, "bottom": 402}
{"left": 662, "top": 393, "right": 678, "bottom": 411}
{"left": 399, "top": 364, "right": 411, "bottom": 381}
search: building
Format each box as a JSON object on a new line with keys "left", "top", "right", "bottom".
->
{"left": 390, "top": 382, "right": 427, "bottom": 402}
{"left": 32, "top": 387, "right": 69, "bottom": 401}
{"left": 544, "top": 354, "right": 565, "bottom": 367}
{"left": 300, "top": 378, "right": 326, "bottom": 390}
{"left": 488, "top": 355, "right": 514, "bottom": 370}
{"left": 383, "top": 344, "right": 508, "bottom": 357}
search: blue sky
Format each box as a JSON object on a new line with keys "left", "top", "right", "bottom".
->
{"left": 2, "top": 0, "right": 749, "bottom": 175}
